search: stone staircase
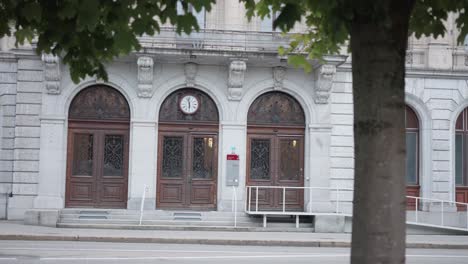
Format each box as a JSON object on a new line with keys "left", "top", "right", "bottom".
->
{"left": 57, "top": 209, "right": 315, "bottom": 232}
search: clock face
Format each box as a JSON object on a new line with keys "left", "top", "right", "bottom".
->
{"left": 179, "top": 95, "right": 199, "bottom": 114}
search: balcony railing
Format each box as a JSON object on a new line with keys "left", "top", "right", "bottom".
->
{"left": 138, "top": 27, "right": 292, "bottom": 53}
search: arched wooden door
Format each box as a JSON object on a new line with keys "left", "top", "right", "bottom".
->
{"left": 405, "top": 105, "right": 420, "bottom": 210}
{"left": 455, "top": 108, "right": 468, "bottom": 211}
{"left": 65, "top": 85, "right": 130, "bottom": 208}
{"left": 157, "top": 88, "right": 219, "bottom": 210}
{"left": 247, "top": 92, "right": 305, "bottom": 211}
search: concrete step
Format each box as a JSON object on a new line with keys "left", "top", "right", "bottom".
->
{"left": 59, "top": 213, "right": 252, "bottom": 222}
{"left": 56, "top": 222, "right": 315, "bottom": 232}
{"left": 173, "top": 212, "right": 202, "bottom": 221}
{"left": 60, "top": 209, "right": 246, "bottom": 218}
{"left": 59, "top": 218, "right": 260, "bottom": 226}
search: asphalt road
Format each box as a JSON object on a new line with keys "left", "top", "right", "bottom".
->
{"left": 1, "top": 240, "right": 468, "bottom": 264}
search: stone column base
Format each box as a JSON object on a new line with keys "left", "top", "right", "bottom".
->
{"left": 127, "top": 198, "right": 156, "bottom": 210}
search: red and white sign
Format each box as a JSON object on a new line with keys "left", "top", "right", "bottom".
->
{"left": 227, "top": 154, "right": 239, "bottom": 160}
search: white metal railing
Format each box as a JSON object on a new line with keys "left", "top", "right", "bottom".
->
{"left": 231, "top": 186, "right": 237, "bottom": 227}
{"left": 244, "top": 185, "right": 468, "bottom": 231}
{"left": 139, "top": 184, "right": 148, "bottom": 226}
{"left": 406, "top": 195, "right": 468, "bottom": 231}
{"left": 245, "top": 186, "right": 353, "bottom": 215}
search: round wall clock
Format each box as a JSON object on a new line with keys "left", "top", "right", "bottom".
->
{"left": 179, "top": 94, "right": 200, "bottom": 114}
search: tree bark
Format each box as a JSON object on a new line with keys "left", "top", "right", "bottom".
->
{"left": 350, "top": 1, "right": 415, "bottom": 263}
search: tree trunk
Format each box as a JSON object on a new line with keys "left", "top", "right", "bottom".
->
{"left": 350, "top": 1, "right": 415, "bottom": 263}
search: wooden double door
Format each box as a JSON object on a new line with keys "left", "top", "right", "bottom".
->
{"left": 247, "top": 128, "right": 305, "bottom": 211}
{"left": 65, "top": 122, "right": 129, "bottom": 208}
{"left": 157, "top": 126, "right": 218, "bottom": 210}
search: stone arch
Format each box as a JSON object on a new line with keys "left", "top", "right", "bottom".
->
{"left": 151, "top": 75, "right": 229, "bottom": 122}
{"left": 405, "top": 93, "right": 432, "bottom": 200}
{"left": 247, "top": 91, "right": 305, "bottom": 127}
{"left": 61, "top": 75, "right": 137, "bottom": 121}
{"left": 237, "top": 79, "right": 316, "bottom": 125}
{"left": 450, "top": 100, "right": 468, "bottom": 206}
{"left": 68, "top": 85, "right": 130, "bottom": 121}
{"left": 158, "top": 88, "right": 219, "bottom": 123}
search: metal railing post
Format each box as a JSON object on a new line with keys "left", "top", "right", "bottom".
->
{"left": 415, "top": 197, "right": 419, "bottom": 223}
{"left": 244, "top": 186, "right": 247, "bottom": 212}
{"left": 335, "top": 187, "right": 339, "bottom": 213}
{"left": 309, "top": 188, "right": 312, "bottom": 213}
{"left": 248, "top": 186, "right": 251, "bottom": 212}
{"left": 441, "top": 201, "right": 444, "bottom": 226}
{"left": 466, "top": 204, "right": 468, "bottom": 229}
{"left": 139, "top": 184, "right": 147, "bottom": 226}
{"left": 256, "top": 186, "right": 259, "bottom": 212}
{"left": 232, "top": 186, "right": 237, "bottom": 228}
{"left": 282, "top": 187, "right": 286, "bottom": 213}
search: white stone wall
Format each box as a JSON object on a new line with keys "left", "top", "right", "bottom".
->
{"left": 7, "top": 57, "right": 44, "bottom": 219}
{"left": 404, "top": 75, "right": 468, "bottom": 201}
{"left": 330, "top": 70, "right": 354, "bottom": 211}
{"left": 0, "top": 55, "right": 17, "bottom": 219}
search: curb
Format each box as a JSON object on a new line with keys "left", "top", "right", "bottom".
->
{"left": 1, "top": 234, "right": 468, "bottom": 249}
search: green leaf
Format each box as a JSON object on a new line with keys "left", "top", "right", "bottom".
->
{"left": 76, "top": 0, "right": 100, "bottom": 31}
{"left": 21, "top": 2, "right": 42, "bottom": 22}
{"left": 58, "top": 1, "right": 78, "bottom": 19}
{"left": 113, "top": 29, "right": 136, "bottom": 53}
{"left": 288, "top": 55, "right": 312, "bottom": 73}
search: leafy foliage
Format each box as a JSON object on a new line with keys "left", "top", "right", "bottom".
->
{"left": 0, "top": 0, "right": 214, "bottom": 82}
{"left": 240, "top": 0, "right": 468, "bottom": 71}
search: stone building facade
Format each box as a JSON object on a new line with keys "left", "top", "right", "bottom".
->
{"left": 0, "top": 2, "right": 468, "bottom": 220}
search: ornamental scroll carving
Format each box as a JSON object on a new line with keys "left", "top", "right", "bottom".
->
{"left": 42, "top": 54, "right": 61, "bottom": 94}
{"left": 272, "top": 66, "right": 286, "bottom": 90}
{"left": 227, "top": 60, "right": 246, "bottom": 101}
{"left": 314, "top": 64, "right": 336, "bottom": 104}
{"left": 137, "top": 56, "right": 154, "bottom": 98}
{"left": 184, "top": 62, "right": 198, "bottom": 87}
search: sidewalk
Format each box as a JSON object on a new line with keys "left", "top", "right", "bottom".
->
{"left": 1, "top": 220, "right": 468, "bottom": 249}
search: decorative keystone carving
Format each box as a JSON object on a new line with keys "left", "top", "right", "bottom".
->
{"left": 227, "top": 60, "right": 246, "bottom": 101}
{"left": 184, "top": 62, "right": 198, "bottom": 87}
{"left": 314, "top": 64, "right": 336, "bottom": 104}
{"left": 41, "top": 54, "right": 60, "bottom": 94}
{"left": 272, "top": 66, "right": 286, "bottom": 89}
{"left": 137, "top": 56, "right": 154, "bottom": 98}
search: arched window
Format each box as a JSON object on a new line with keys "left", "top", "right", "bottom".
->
{"left": 66, "top": 85, "right": 130, "bottom": 208}
{"left": 455, "top": 107, "right": 468, "bottom": 208}
{"left": 405, "top": 105, "right": 420, "bottom": 210}
{"left": 405, "top": 105, "right": 419, "bottom": 186}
